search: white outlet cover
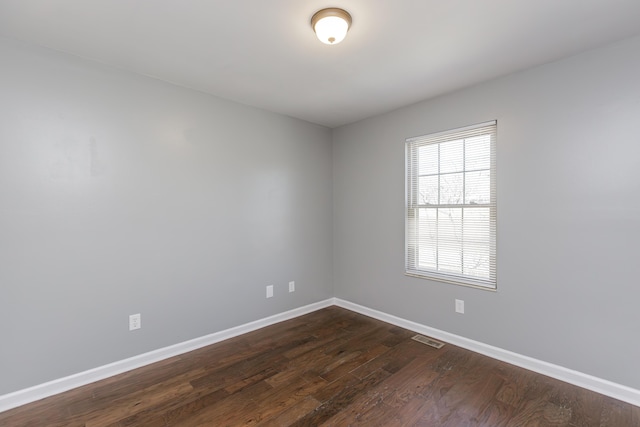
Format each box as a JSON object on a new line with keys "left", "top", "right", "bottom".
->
{"left": 266, "top": 285, "right": 274, "bottom": 298}
{"left": 455, "top": 299, "right": 465, "bottom": 314}
{"left": 129, "top": 313, "right": 141, "bottom": 330}
{"left": 289, "top": 281, "right": 295, "bottom": 292}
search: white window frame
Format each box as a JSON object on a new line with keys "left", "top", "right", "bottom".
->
{"left": 405, "top": 121, "right": 497, "bottom": 290}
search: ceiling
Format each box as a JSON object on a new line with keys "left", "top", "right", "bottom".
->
{"left": 1, "top": 1, "right": 640, "bottom": 128}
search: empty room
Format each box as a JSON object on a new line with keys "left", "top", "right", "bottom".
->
{"left": 1, "top": 1, "right": 639, "bottom": 425}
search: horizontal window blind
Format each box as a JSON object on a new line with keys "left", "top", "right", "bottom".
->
{"left": 406, "top": 121, "right": 497, "bottom": 289}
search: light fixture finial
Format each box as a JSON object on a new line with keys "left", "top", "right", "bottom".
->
{"left": 311, "top": 8, "right": 352, "bottom": 45}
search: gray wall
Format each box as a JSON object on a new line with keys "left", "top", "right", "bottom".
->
{"left": 333, "top": 35, "right": 640, "bottom": 390}
{"left": 0, "top": 37, "right": 333, "bottom": 395}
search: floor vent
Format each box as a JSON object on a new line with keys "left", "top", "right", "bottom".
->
{"left": 411, "top": 334, "right": 445, "bottom": 349}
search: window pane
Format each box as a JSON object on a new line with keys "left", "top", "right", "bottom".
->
{"left": 419, "top": 175, "right": 438, "bottom": 204}
{"left": 440, "top": 173, "right": 463, "bottom": 204}
{"left": 440, "top": 139, "right": 463, "bottom": 173}
{"left": 438, "top": 208, "right": 462, "bottom": 239}
{"left": 463, "top": 207, "right": 490, "bottom": 244}
{"left": 418, "top": 208, "right": 437, "bottom": 239}
{"left": 465, "top": 170, "right": 490, "bottom": 204}
{"left": 463, "top": 242, "right": 490, "bottom": 279}
{"left": 418, "top": 208, "right": 437, "bottom": 269}
{"left": 437, "top": 208, "right": 462, "bottom": 274}
{"left": 418, "top": 144, "right": 438, "bottom": 175}
{"left": 465, "top": 135, "right": 490, "bottom": 171}
{"left": 439, "top": 245, "right": 462, "bottom": 273}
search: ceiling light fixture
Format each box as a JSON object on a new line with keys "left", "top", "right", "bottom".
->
{"left": 311, "top": 8, "right": 352, "bottom": 45}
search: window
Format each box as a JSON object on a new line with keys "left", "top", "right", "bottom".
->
{"left": 405, "top": 121, "right": 497, "bottom": 290}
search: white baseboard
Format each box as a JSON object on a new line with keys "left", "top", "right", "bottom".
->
{"left": 3, "top": 297, "right": 638, "bottom": 413}
{"left": 334, "top": 298, "right": 640, "bottom": 407}
{"left": 0, "top": 299, "right": 334, "bottom": 413}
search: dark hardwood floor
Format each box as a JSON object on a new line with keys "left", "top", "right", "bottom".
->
{"left": 1, "top": 306, "right": 638, "bottom": 426}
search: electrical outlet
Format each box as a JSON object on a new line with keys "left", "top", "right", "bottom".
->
{"left": 129, "top": 313, "right": 141, "bottom": 330}
{"left": 455, "top": 299, "right": 465, "bottom": 314}
{"left": 266, "top": 285, "right": 274, "bottom": 298}
{"left": 289, "top": 281, "right": 295, "bottom": 293}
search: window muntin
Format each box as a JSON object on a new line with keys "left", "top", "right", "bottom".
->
{"left": 406, "top": 121, "right": 497, "bottom": 289}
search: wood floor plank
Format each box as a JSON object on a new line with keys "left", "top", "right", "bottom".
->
{"left": 320, "top": 400, "right": 401, "bottom": 426}
{"left": 311, "top": 373, "right": 362, "bottom": 404}
{"left": 600, "top": 398, "right": 633, "bottom": 427}
{"left": 633, "top": 404, "right": 640, "bottom": 425}
{"left": 289, "top": 368, "right": 392, "bottom": 426}
{"left": 0, "top": 306, "right": 638, "bottom": 426}
{"left": 320, "top": 344, "right": 390, "bottom": 383}
{"left": 115, "top": 387, "right": 229, "bottom": 427}
{"left": 394, "top": 396, "right": 438, "bottom": 426}
{"left": 256, "top": 395, "right": 321, "bottom": 427}
{"left": 382, "top": 357, "right": 444, "bottom": 408}
{"left": 350, "top": 339, "right": 424, "bottom": 379}
{"left": 174, "top": 393, "right": 260, "bottom": 426}
{"left": 247, "top": 374, "right": 326, "bottom": 424}
{"left": 83, "top": 380, "right": 194, "bottom": 427}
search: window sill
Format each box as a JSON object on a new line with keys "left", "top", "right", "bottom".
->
{"left": 404, "top": 271, "right": 497, "bottom": 292}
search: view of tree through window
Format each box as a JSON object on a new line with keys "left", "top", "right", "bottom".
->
{"left": 406, "top": 122, "right": 496, "bottom": 289}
